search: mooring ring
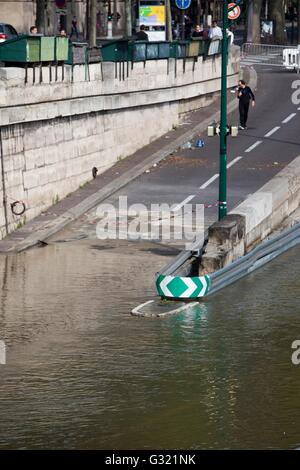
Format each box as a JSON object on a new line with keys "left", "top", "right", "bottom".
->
{"left": 10, "top": 201, "right": 26, "bottom": 216}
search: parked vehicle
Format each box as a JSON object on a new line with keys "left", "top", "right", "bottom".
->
{"left": 0, "top": 23, "right": 18, "bottom": 42}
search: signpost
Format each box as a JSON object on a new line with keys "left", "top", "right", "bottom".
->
{"left": 175, "top": 0, "right": 191, "bottom": 41}
{"left": 175, "top": 0, "right": 191, "bottom": 8}
{"left": 218, "top": 1, "right": 242, "bottom": 220}
{"left": 228, "top": 3, "right": 241, "bottom": 20}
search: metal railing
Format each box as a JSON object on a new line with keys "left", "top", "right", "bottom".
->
{"left": 208, "top": 221, "right": 300, "bottom": 296}
{"left": 241, "top": 42, "right": 298, "bottom": 67}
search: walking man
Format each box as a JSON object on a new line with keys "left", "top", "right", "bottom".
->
{"left": 238, "top": 80, "right": 255, "bottom": 130}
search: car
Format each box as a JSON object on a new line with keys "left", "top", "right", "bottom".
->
{"left": 0, "top": 23, "right": 18, "bottom": 42}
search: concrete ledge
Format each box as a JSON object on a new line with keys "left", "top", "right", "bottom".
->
{"left": 232, "top": 155, "right": 300, "bottom": 248}
{"left": 201, "top": 155, "right": 300, "bottom": 274}
{"left": 0, "top": 72, "right": 239, "bottom": 127}
{"left": 201, "top": 215, "right": 246, "bottom": 272}
{"left": 0, "top": 67, "right": 26, "bottom": 81}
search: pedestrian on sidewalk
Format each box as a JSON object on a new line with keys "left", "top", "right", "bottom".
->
{"left": 237, "top": 79, "right": 255, "bottom": 130}
{"left": 209, "top": 21, "right": 223, "bottom": 39}
{"left": 191, "top": 24, "right": 204, "bottom": 38}
{"left": 135, "top": 24, "right": 149, "bottom": 41}
{"left": 227, "top": 25, "right": 234, "bottom": 45}
{"left": 29, "top": 26, "right": 38, "bottom": 35}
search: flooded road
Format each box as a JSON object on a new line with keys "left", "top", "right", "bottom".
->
{"left": 0, "top": 235, "right": 300, "bottom": 450}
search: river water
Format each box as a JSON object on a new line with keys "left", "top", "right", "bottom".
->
{"left": 0, "top": 236, "right": 300, "bottom": 449}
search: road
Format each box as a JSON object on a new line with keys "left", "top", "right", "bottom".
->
{"left": 51, "top": 65, "right": 300, "bottom": 253}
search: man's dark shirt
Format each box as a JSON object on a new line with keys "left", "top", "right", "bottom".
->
{"left": 238, "top": 86, "right": 255, "bottom": 104}
{"left": 192, "top": 31, "right": 203, "bottom": 38}
{"left": 136, "top": 30, "right": 149, "bottom": 41}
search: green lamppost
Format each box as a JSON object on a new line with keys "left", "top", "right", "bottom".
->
{"left": 218, "top": 1, "right": 242, "bottom": 220}
{"left": 218, "top": 0, "right": 229, "bottom": 220}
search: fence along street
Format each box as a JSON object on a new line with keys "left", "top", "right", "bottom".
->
{"left": 241, "top": 43, "right": 299, "bottom": 69}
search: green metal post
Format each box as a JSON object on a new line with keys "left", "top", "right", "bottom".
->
{"left": 218, "top": 0, "right": 229, "bottom": 220}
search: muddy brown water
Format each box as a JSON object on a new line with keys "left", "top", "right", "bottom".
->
{"left": 0, "top": 237, "right": 300, "bottom": 449}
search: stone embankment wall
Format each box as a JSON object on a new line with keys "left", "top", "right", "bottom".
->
{"left": 0, "top": 46, "right": 240, "bottom": 239}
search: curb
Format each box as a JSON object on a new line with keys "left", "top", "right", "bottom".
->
{"left": 4, "top": 67, "right": 257, "bottom": 253}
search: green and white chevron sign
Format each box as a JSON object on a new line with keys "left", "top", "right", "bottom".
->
{"left": 156, "top": 274, "right": 210, "bottom": 299}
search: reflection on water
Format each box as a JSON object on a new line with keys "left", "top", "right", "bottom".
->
{"left": 0, "top": 240, "right": 300, "bottom": 449}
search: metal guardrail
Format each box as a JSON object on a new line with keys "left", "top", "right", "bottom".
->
{"left": 157, "top": 246, "right": 201, "bottom": 278}
{"left": 241, "top": 42, "right": 297, "bottom": 67}
{"left": 208, "top": 221, "right": 300, "bottom": 296}
{"left": 133, "top": 220, "right": 300, "bottom": 314}
{"left": 154, "top": 221, "right": 300, "bottom": 301}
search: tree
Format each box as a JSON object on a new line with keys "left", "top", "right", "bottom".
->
{"left": 269, "top": 0, "right": 287, "bottom": 44}
{"left": 125, "top": 0, "right": 132, "bottom": 37}
{"left": 88, "top": 0, "right": 97, "bottom": 46}
{"left": 297, "top": 0, "right": 300, "bottom": 43}
{"left": 246, "top": 0, "right": 263, "bottom": 43}
{"left": 36, "top": 0, "right": 46, "bottom": 34}
{"left": 112, "top": 0, "right": 118, "bottom": 36}
{"left": 166, "top": 0, "right": 172, "bottom": 41}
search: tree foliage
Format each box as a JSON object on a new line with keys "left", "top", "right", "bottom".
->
{"left": 246, "top": 0, "right": 287, "bottom": 44}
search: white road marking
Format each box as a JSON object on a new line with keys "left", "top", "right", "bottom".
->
{"left": 172, "top": 194, "right": 195, "bottom": 212}
{"left": 199, "top": 157, "right": 244, "bottom": 190}
{"left": 227, "top": 156, "right": 243, "bottom": 169}
{"left": 245, "top": 141, "right": 263, "bottom": 153}
{"left": 173, "top": 156, "right": 244, "bottom": 210}
{"left": 241, "top": 59, "right": 266, "bottom": 63}
{"left": 282, "top": 113, "right": 296, "bottom": 124}
{"left": 264, "top": 126, "right": 280, "bottom": 137}
{"left": 199, "top": 174, "right": 219, "bottom": 189}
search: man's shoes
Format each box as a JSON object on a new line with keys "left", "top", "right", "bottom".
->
{"left": 238, "top": 125, "right": 245, "bottom": 130}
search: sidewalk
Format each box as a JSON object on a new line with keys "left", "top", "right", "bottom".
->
{"left": 0, "top": 67, "right": 255, "bottom": 254}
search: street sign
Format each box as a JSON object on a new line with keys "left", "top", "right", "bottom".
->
{"left": 156, "top": 274, "right": 210, "bottom": 299}
{"left": 175, "top": 0, "right": 191, "bottom": 10}
{"left": 228, "top": 3, "right": 241, "bottom": 20}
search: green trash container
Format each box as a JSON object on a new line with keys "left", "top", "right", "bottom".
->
{"left": 40, "top": 36, "right": 55, "bottom": 61}
{"left": 0, "top": 35, "right": 40, "bottom": 62}
{"left": 55, "top": 37, "right": 69, "bottom": 61}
